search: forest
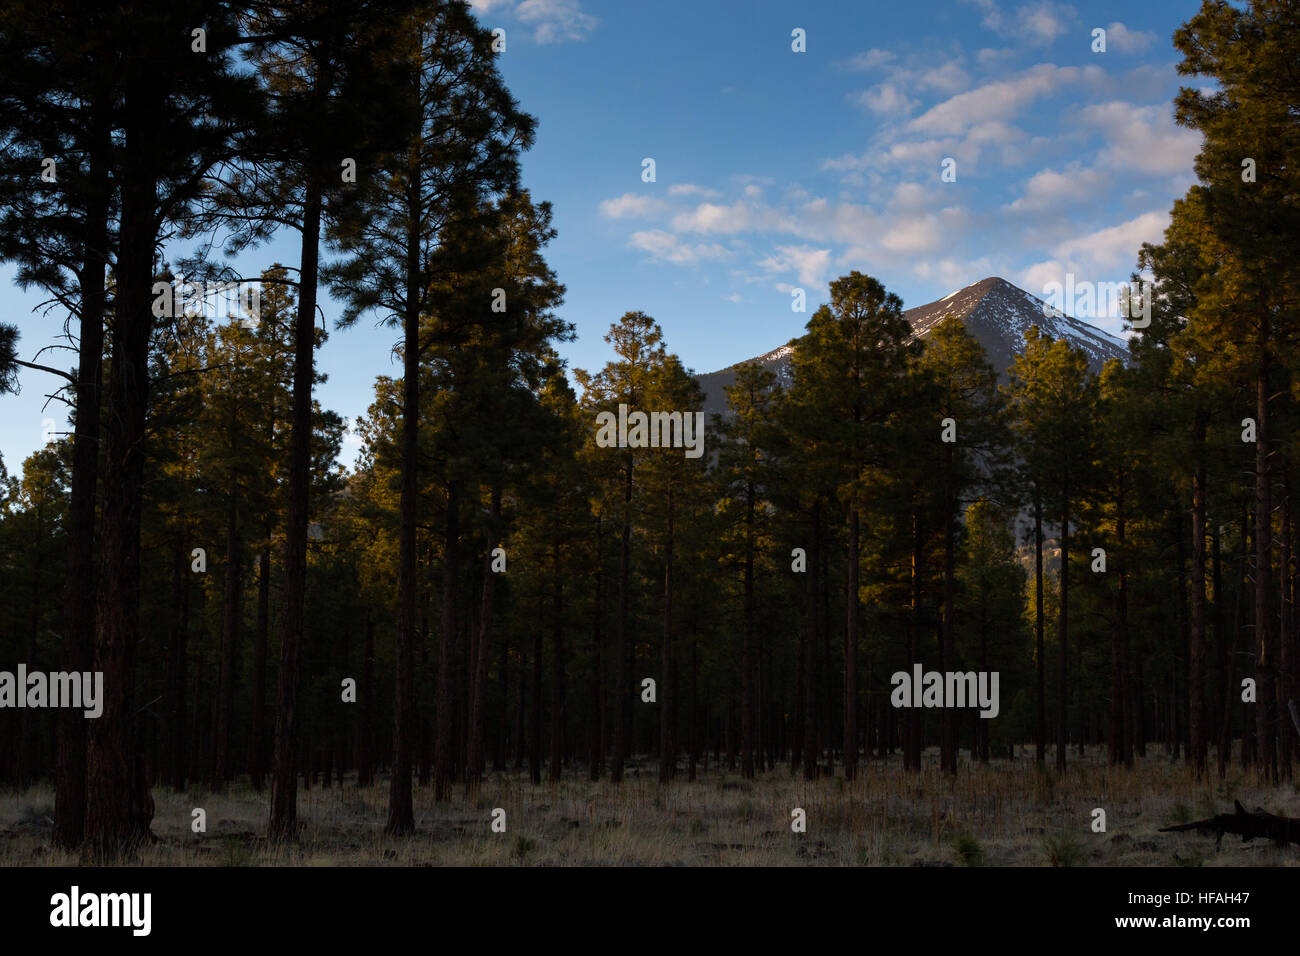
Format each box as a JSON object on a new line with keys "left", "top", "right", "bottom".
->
{"left": 0, "top": 0, "right": 1298, "bottom": 866}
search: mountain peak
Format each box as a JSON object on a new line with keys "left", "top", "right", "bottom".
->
{"left": 904, "top": 276, "right": 1128, "bottom": 366}
{"left": 694, "top": 276, "right": 1128, "bottom": 417}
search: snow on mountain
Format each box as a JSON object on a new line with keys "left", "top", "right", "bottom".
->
{"left": 694, "top": 276, "right": 1129, "bottom": 418}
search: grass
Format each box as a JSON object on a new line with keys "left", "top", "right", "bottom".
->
{"left": 952, "top": 832, "right": 985, "bottom": 866}
{"left": 2, "top": 745, "right": 1298, "bottom": 866}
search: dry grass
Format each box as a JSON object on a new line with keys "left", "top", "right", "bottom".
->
{"left": 4, "top": 746, "right": 1299, "bottom": 866}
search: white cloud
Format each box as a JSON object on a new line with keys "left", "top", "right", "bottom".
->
{"left": 966, "top": 0, "right": 1076, "bottom": 44}
{"left": 629, "top": 230, "right": 731, "bottom": 265}
{"left": 599, "top": 193, "right": 664, "bottom": 218}
{"left": 854, "top": 83, "right": 919, "bottom": 116}
{"left": 889, "top": 182, "right": 936, "bottom": 211}
{"left": 881, "top": 206, "right": 970, "bottom": 254}
{"left": 1104, "top": 22, "right": 1157, "bottom": 54}
{"left": 1019, "top": 259, "right": 1070, "bottom": 297}
{"left": 919, "top": 62, "right": 971, "bottom": 94}
{"left": 976, "top": 47, "right": 1015, "bottom": 69}
{"left": 912, "top": 256, "right": 997, "bottom": 290}
{"left": 758, "top": 245, "right": 832, "bottom": 286}
{"left": 1051, "top": 209, "right": 1168, "bottom": 270}
{"left": 1006, "top": 162, "right": 1110, "bottom": 211}
{"left": 824, "top": 136, "right": 960, "bottom": 173}
{"left": 722, "top": 292, "right": 743, "bottom": 303}
{"left": 1018, "top": 1, "right": 1076, "bottom": 45}
{"left": 881, "top": 218, "right": 945, "bottom": 254}
{"left": 473, "top": 0, "right": 597, "bottom": 44}
{"left": 909, "top": 64, "right": 1098, "bottom": 135}
{"left": 789, "top": 198, "right": 882, "bottom": 245}
{"left": 1079, "top": 101, "right": 1202, "bottom": 175}
{"left": 667, "top": 183, "right": 720, "bottom": 199}
{"left": 672, "top": 200, "right": 792, "bottom": 235}
{"left": 840, "top": 49, "right": 897, "bottom": 71}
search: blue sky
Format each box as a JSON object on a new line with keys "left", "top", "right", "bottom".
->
{"left": 0, "top": 0, "right": 1205, "bottom": 476}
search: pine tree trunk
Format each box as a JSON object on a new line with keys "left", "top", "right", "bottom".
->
{"left": 1278, "top": 465, "right": 1294, "bottom": 777}
{"left": 359, "top": 613, "right": 375, "bottom": 787}
{"left": 589, "top": 517, "right": 605, "bottom": 780}
{"left": 1255, "top": 342, "right": 1277, "bottom": 782}
{"left": 802, "top": 500, "right": 820, "bottom": 780}
{"left": 433, "top": 480, "right": 460, "bottom": 801}
{"left": 468, "top": 487, "right": 502, "bottom": 791}
{"left": 741, "top": 479, "right": 755, "bottom": 779}
{"left": 249, "top": 543, "right": 270, "bottom": 790}
{"left": 269, "top": 176, "right": 322, "bottom": 843}
{"left": 167, "top": 546, "right": 190, "bottom": 792}
{"left": 529, "top": 596, "right": 543, "bottom": 785}
{"left": 212, "top": 489, "right": 240, "bottom": 789}
{"left": 1213, "top": 523, "right": 1228, "bottom": 774}
{"left": 689, "top": 633, "right": 699, "bottom": 781}
{"left": 792, "top": 599, "right": 805, "bottom": 773}
{"left": 85, "top": 106, "right": 156, "bottom": 858}
{"left": 1056, "top": 485, "right": 1070, "bottom": 773}
{"left": 19, "top": 509, "right": 42, "bottom": 788}
{"left": 54, "top": 108, "right": 108, "bottom": 850}
{"left": 1189, "top": 413, "right": 1209, "bottom": 776}
{"left": 1118, "top": 501, "right": 1133, "bottom": 768}
{"left": 845, "top": 504, "right": 859, "bottom": 780}
{"left": 941, "top": 461, "right": 957, "bottom": 775}
{"left": 659, "top": 490, "right": 675, "bottom": 783}
{"left": 906, "top": 506, "right": 923, "bottom": 772}
{"left": 1034, "top": 488, "right": 1046, "bottom": 765}
{"left": 388, "top": 197, "right": 423, "bottom": 831}
{"left": 612, "top": 455, "right": 632, "bottom": 782}
{"left": 549, "top": 544, "right": 565, "bottom": 782}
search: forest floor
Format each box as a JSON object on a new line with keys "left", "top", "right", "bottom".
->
{"left": 4, "top": 746, "right": 1299, "bottom": 866}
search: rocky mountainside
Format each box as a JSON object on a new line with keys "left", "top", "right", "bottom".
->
{"left": 695, "top": 276, "right": 1128, "bottom": 418}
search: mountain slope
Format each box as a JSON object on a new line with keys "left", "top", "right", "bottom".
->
{"left": 695, "top": 276, "right": 1128, "bottom": 418}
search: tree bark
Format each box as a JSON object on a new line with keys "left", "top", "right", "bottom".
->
{"left": 1255, "top": 335, "right": 1277, "bottom": 782}
{"left": 1034, "top": 487, "right": 1046, "bottom": 765}
{"left": 249, "top": 542, "right": 271, "bottom": 790}
{"left": 433, "top": 480, "right": 461, "bottom": 801}
{"left": 166, "top": 546, "right": 190, "bottom": 792}
{"left": 358, "top": 612, "right": 375, "bottom": 787}
{"left": 1056, "top": 484, "right": 1070, "bottom": 773}
{"left": 269, "top": 176, "right": 322, "bottom": 843}
{"left": 906, "top": 505, "right": 923, "bottom": 771}
{"left": 549, "top": 543, "right": 565, "bottom": 782}
{"left": 941, "top": 454, "right": 957, "bottom": 775}
{"left": 844, "top": 504, "right": 859, "bottom": 780}
{"left": 467, "top": 487, "right": 502, "bottom": 791}
{"left": 802, "top": 500, "right": 820, "bottom": 780}
{"left": 212, "top": 488, "right": 240, "bottom": 789}
{"left": 741, "top": 478, "right": 755, "bottom": 779}
{"left": 659, "top": 489, "right": 675, "bottom": 783}
{"left": 54, "top": 108, "right": 108, "bottom": 850}
{"left": 1189, "top": 412, "right": 1209, "bottom": 776}
{"left": 84, "top": 95, "right": 156, "bottom": 858}
{"left": 612, "top": 454, "right": 632, "bottom": 782}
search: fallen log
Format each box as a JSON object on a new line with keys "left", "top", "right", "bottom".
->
{"left": 1159, "top": 801, "right": 1300, "bottom": 848}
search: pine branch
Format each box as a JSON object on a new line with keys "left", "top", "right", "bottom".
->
{"left": 1160, "top": 800, "right": 1300, "bottom": 848}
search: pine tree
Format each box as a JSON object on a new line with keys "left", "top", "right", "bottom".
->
{"left": 788, "top": 272, "right": 916, "bottom": 779}
{"left": 716, "top": 361, "right": 781, "bottom": 778}
{"left": 1006, "top": 327, "right": 1098, "bottom": 772}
